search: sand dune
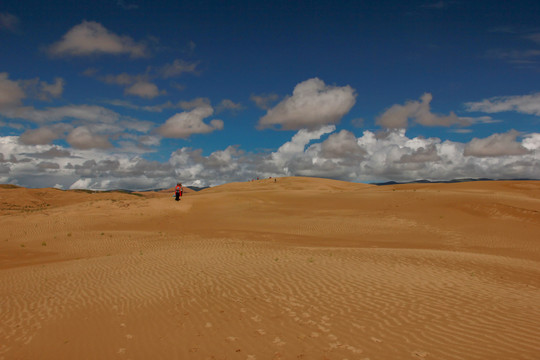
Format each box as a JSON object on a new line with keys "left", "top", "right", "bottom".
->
{"left": 1, "top": 177, "right": 539, "bottom": 359}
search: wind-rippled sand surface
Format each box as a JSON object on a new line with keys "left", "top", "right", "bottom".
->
{"left": 1, "top": 178, "right": 539, "bottom": 359}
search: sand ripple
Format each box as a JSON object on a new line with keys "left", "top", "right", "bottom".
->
{"left": 1, "top": 238, "right": 539, "bottom": 359}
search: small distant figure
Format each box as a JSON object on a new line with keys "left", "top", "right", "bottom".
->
{"left": 174, "top": 182, "right": 183, "bottom": 201}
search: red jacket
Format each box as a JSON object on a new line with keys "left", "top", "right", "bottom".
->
{"left": 175, "top": 185, "right": 183, "bottom": 195}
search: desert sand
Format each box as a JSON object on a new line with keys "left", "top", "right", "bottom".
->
{"left": 0, "top": 177, "right": 539, "bottom": 360}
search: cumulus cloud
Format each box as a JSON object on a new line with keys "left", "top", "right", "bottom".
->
{"left": 169, "top": 145, "right": 251, "bottom": 186}
{"left": 522, "top": 133, "right": 540, "bottom": 151}
{"left": 396, "top": 144, "right": 441, "bottom": 163}
{"left": 39, "top": 77, "right": 64, "bottom": 99}
{"left": 158, "top": 59, "right": 199, "bottom": 78}
{"left": 19, "top": 126, "right": 65, "bottom": 145}
{"left": 250, "top": 93, "right": 279, "bottom": 110}
{"left": 178, "top": 97, "right": 211, "bottom": 110}
{"left": 0, "top": 12, "right": 19, "bottom": 32}
{"left": 87, "top": 58, "right": 195, "bottom": 98}
{"left": 0, "top": 73, "right": 26, "bottom": 109}
{"left": 216, "top": 99, "right": 244, "bottom": 114}
{"left": 26, "top": 147, "right": 73, "bottom": 159}
{"left": 258, "top": 78, "right": 356, "bottom": 130}
{"left": 96, "top": 72, "right": 164, "bottom": 99}
{"left": 464, "top": 130, "right": 531, "bottom": 157}
{"left": 0, "top": 74, "right": 65, "bottom": 111}
{"left": 157, "top": 104, "right": 224, "bottom": 138}
{"left": 67, "top": 157, "right": 177, "bottom": 190}
{"left": 270, "top": 125, "right": 336, "bottom": 168}
{"left": 67, "top": 126, "right": 113, "bottom": 149}
{"left": 48, "top": 21, "right": 147, "bottom": 58}
{"left": 0, "top": 136, "right": 171, "bottom": 190}
{"left": 124, "top": 81, "right": 163, "bottom": 99}
{"left": 320, "top": 130, "right": 366, "bottom": 160}
{"left": 20, "top": 77, "right": 65, "bottom": 101}
{"left": 465, "top": 93, "right": 540, "bottom": 116}
{"left": 1, "top": 124, "right": 540, "bottom": 190}
{"left": 4, "top": 104, "right": 120, "bottom": 124}
{"left": 376, "top": 93, "right": 471, "bottom": 129}
{"left": 37, "top": 161, "right": 60, "bottom": 170}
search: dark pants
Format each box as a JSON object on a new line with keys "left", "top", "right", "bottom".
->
{"left": 175, "top": 192, "right": 180, "bottom": 201}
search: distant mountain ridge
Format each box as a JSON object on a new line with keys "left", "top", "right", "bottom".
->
{"left": 373, "top": 178, "right": 538, "bottom": 186}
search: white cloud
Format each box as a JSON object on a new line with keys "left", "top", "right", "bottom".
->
{"left": 258, "top": 78, "right": 356, "bottom": 130}
{"left": 258, "top": 128, "right": 540, "bottom": 183}
{"left": 157, "top": 104, "right": 224, "bottom": 138}
{"left": 0, "top": 12, "right": 19, "bottom": 32}
{"left": 0, "top": 136, "right": 173, "bottom": 190}
{"left": 522, "top": 133, "right": 540, "bottom": 150}
{"left": 39, "top": 78, "right": 64, "bottom": 100}
{"left": 159, "top": 59, "right": 199, "bottom": 78}
{"left": 20, "top": 77, "right": 65, "bottom": 101}
{"left": 0, "top": 73, "right": 26, "bottom": 109}
{"left": 26, "top": 147, "right": 73, "bottom": 159}
{"left": 3, "top": 104, "right": 120, "bottom": 124}
{"left": 87, "top": 58, "right": 194, "bottom": 97}
{"left": 465, "top": 93, "right": 540, "bottom": 116}
{"left": 376, "top": 93, "right": 471, "bottom": 129}
{"left": 66, "top": 126, "right": 113, "bottom": 149}
{"left": 179, "top": 97, "right": 211, "bottom": 110}
{"left": 19, "top": 126, "right": 68, "bottom": 145}
{"left": 320, "top": 129, "right": 366, "bottom": 160}
{"left": 271, "top": 125, "right": 336, "bottom": 170}
{"left": 216, "top": 99, "right": 244, "bottom": 113}
{"left": 124, "top": 81, "right": 163, "bottom": 99}
{"left": 250, "top": 93, "right": 279, "bottom": 110}
{"left": 464, "top": 130, "right": 531, "bottom": 157}
{"left": 48, "top": 21, "right": 147, "bottom": 58}
{"left": 397, "top": 144, "right": 441, "bottom": 163}
{"left": 1, "top": 125, "right": 539, "bottom": 190}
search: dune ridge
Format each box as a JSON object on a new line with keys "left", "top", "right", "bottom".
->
{"left": 1, "top": 177, "right": 539, "bottom": 359}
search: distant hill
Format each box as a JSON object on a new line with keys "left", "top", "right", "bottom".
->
{"left": 373, "top": 178, "right": 538, "bottom": 186}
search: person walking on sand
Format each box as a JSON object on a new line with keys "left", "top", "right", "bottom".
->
{"left": 174, "top": 182, "right": 183, "bottom": 201}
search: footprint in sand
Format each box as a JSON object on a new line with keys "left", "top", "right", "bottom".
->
{"left": 413, "top": 350, "right": 429, "bottom": 358}
{"left": 273, "top": 337, "right": 286, "bottom": 346}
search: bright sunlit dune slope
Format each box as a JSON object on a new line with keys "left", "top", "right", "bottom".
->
{"left": 1, "top": 178, "right": 539, "bottom": 360}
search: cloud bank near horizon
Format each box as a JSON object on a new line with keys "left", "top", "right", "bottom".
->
{"left": 1, "top": 126, "right": 538, "bottom": 190}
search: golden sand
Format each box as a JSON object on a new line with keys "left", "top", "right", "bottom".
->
{"left": 1, "top": 178, "right": 539, "bottom": 359}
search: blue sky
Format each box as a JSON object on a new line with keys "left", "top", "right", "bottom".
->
{"left": 1, "top": 0, "right": 539, "bottom": 189}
